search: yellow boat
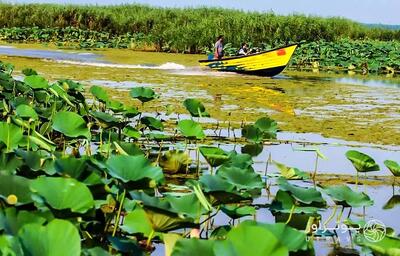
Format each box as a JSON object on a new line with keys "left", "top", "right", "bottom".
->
{"left": 199, "top": 44, "right": 297, "bottom": 77}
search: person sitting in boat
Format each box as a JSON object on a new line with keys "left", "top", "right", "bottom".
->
{"left": 238, "top": 43, "right": 249, "bottom": 55}
{"left": 214, "top": 35, "right": 224, "bottom": 60}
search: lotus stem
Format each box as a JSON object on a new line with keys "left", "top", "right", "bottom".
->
{"left": 27, "top": 124, "right": 30, "bottom": 151}
{"left": 107, "top": 132, "right": 112, "bottom": 158}
{"left": 196, "top": 146, "right": 200, "bottom": 177}
{"left": 312, "top": 153, "right": 319, "bottom": 186}
{"left": 146, "top": 229, "right": 155, "bottom": 249}
{"left": 112, "top": 189, "right": 126, "bottom": 237}
{"left": 285, "top": 205, "right": 296, "bottom": 224}
{"left": 336, "top": 206, "right": 344, "bottom": 225}
{"left": 100, "top": 128, "right": 103, "bottom": 146}
{"left": 323, "top": 205, "right": 337, "bottom": 229}
{"left": 155, "top": 141, "right": 163, "bottom": 165}
{"left": 264, "top": 152, "right": 271, "bottom": 183}
{"left": 355, "top": 171, "right": 359, "bottom": 191}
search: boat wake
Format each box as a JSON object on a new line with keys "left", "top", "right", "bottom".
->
{"left": 51, "top": 59, "right": 186, "bottom": 70}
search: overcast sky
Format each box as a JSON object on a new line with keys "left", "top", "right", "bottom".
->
{"left": 5, "top": 0, "right": 400, "bottom": 25}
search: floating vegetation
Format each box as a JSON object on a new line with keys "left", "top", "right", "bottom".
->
{"left": 0, "top": 60, "right": 399, "bottom": 255}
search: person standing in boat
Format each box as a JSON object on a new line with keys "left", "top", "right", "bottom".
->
{"left": 214, "top": 35, "right": 224, "bottom": 60}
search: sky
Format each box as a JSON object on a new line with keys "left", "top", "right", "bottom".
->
{"left": 5, "top": 0, "right": 400, "bottom": 25}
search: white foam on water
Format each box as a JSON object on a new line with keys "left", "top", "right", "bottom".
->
{"left": 0, "top": 45, "right": 15, "bottom": 49}
{"left": 51, "top": 59, "right": 186, "bottom": 70}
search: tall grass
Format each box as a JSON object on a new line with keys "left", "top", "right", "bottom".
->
{"left": 0, "top": 3, "right": 399, "bottom": 52}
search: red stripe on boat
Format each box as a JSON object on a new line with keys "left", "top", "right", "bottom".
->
{"left": 277, "top": 49, "right": 286, "bottom": 56}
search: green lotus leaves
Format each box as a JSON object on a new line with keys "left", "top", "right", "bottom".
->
{"left": 52, "top": 111, "right": 91, "bottom": 139}
{"left": 24, "top": 75, "right": 49, "bottom": 89}
{"left": 123, "top": 192, "right": 204, "bottom": 234}
{"left": 18, "top": 219, "right": 81, "bottom": 256}
{"left": 273, "top": 161, "right": 310, "bottom": 180}
{"left": 213, "top": 221, "right": 289, "bottom": 256}
{"left": 172, "top": 239, "right": 215, "bottom": 256}
{"left": 141, "top": 116, "right": 164, "bottom": 131}
{"left": 252, "top": 222, "right": 311, "bottom": 253}
{"left": 254, "top": 117, "right": 278, "bottom": 138}
{"left": 199, "top": 175, "right": 236, "bottom": 193}
{"left": 221, "top": 204, "right": 256, "bottom": 219}
{"left": 270, "top": 190, "right": 320, "bottom": 214}
{"left": 121, "top": 205, "right": 153, "bottom": 236}
{"left": 159, "top": 150, "right": 191, "bottom": 174}
{"left": 55, "top": 156, "right": 87, "bottom": 179}
{"left": 0, "top": 174, "right": 32, "bottom": 206}
{"left": 105, "top": 155, "right": 164, "bottom": 185}
{"left": 0, "top": 208, "right": 49, "bottom": 235}
{"left": 0, "top": 122, "right": 24, "bottom": 150}
{"left": 277, "top": 177, "right": 326, "bottom": 206}
{"left": 322, "top": 185, "right": 374, "bottom": 208}
{"left": 123, "top": 126, "right": 141, "bottom": 139}
{"left": 123, "top": 106, "right": 140, "bottom": 118}
{"left": 15, "top": 104, "right": 38, "bottom": 120}
{"left": 241, "top": 143, "right": 263, "bottom": 157}
{"left": 0, "top": 235, "right": 23, "bottom": 255}
{"left": 345, "top": 150, "right": 380, "bottom": 172}
{"left": 90, "top": 85, "right": 109, "bottom": 103}
{"left": 355, "top": 234, "right": 400, "bottom": 256}
{"left": 105, "top": 100, "right": 125, "bottom": 112}
{"left": 177, "top": 119, "right": 205, "bottom": 139}
{"left": 30, "top": 177, "right": 95, "bottom": 213}
{"left": 242, "top": 116, "right": 278, "bottom": 142}
{"left": 199, "top": 146, "right": 229, "bottom": 167}
{"left": 131, "top": 192, "right": 208, "bottom": 220}
{"left": 22, "top": 68, "right": 38, "bottom": 76}
{"left": 183, "top": 98, "right": 210, "bottom": 117}
{"left": 91, "top": 111, "right": 122, "bottom": 128}
{"left": 384, "top": 160, "right": 400, "bottom": 177}
{"left": 383, "top": 195, "right": 400, "bottom": 210}
{"left": 130, "top": 87, "right": 158, "bottom": 103}
{"left": 216, "top": 165, "right": 264, "bottom": 191}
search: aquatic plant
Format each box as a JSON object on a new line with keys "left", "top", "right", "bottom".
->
{"left": 0, "top": 60, "right": 397, "bottom": 255}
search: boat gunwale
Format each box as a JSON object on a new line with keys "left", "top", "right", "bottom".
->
{"left": 198, "top": 43, "right": 298, "bottom": 63}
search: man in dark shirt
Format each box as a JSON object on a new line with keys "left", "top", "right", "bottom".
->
{"left": 214, "top": 35, "right": 224, "bottom": 60}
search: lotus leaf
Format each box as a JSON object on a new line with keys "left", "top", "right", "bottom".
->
{"left": 91, "top": 111, "right": 121, "bottom": 128}
{"left": 355, "top": 234, "right": 400, "bottom": 256}
{"left": 141, "top": 116, "right": 164, "bottom": 131}
{"left": 177, "top": 120, "right": 205, "bottom": 139}
{"left": 384, "top": 160, "right": 400, "bottom": 177}
{"left": 199, "top": 146, "right": 229, "bottom": 167}
{"left": 172, "top": 239, "right": 215, "bottom": 256}
{"left": 183, "top": 98, "right": 210, "bottom": 117}
{"left": 15, "top": 104, "right": 38, "bottom": 120}
{"left": 30, "top": 177, "right": 95, "bottom": 213}
{"left": 273, "top": 161, "right": 310, "bottom": 180}
{"left": 130, "top": 87, "right": 158, "bottom": 103}
{"left": 221, "top": 205, "right": 256, "bottom": 219}
{"left": 18, "top": 219, "right": 81, "bottom": 256}
{"left": 345, "top": 150, "right": 380, "bottom": 172}
{"left": 0, "top": 174, "right": 32, "bottom": 206}
{"left": 216, "top": 166, "right": 264, "bottom": 191}
{"left": 159, "top": 150, "right": 191, "bottom": 174}
{"left": 213, "top": 221, "right": 289, "bottom": 256}
{"left": 0, "top": 122, "right": 23, "bottom": 150}
{"left": 323, "top": 185, "right": 373, "bottom": 208}
{"left": 241, "top": 143, "right": 263, "bottom": 157}
{"left": 383, "top": 195, "right": 400, "bottom": 210}
{"left": 277, "top": 177, "right": 326, "bottom": 206}
{"left": 105, "top": 155, "right": 164, "bottom": 185}
{"left": 52, "top": 111, "right": 91, "bottom": 139}
{"left": 24, "top": 75, "right": 49, "bottom": 89}
{"left": 89, "top": 85, "right": 109, "bottom": 102}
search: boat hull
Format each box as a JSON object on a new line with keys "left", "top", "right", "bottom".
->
{"left": 199, "top": 44, "right": 297, "bottom": 77}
